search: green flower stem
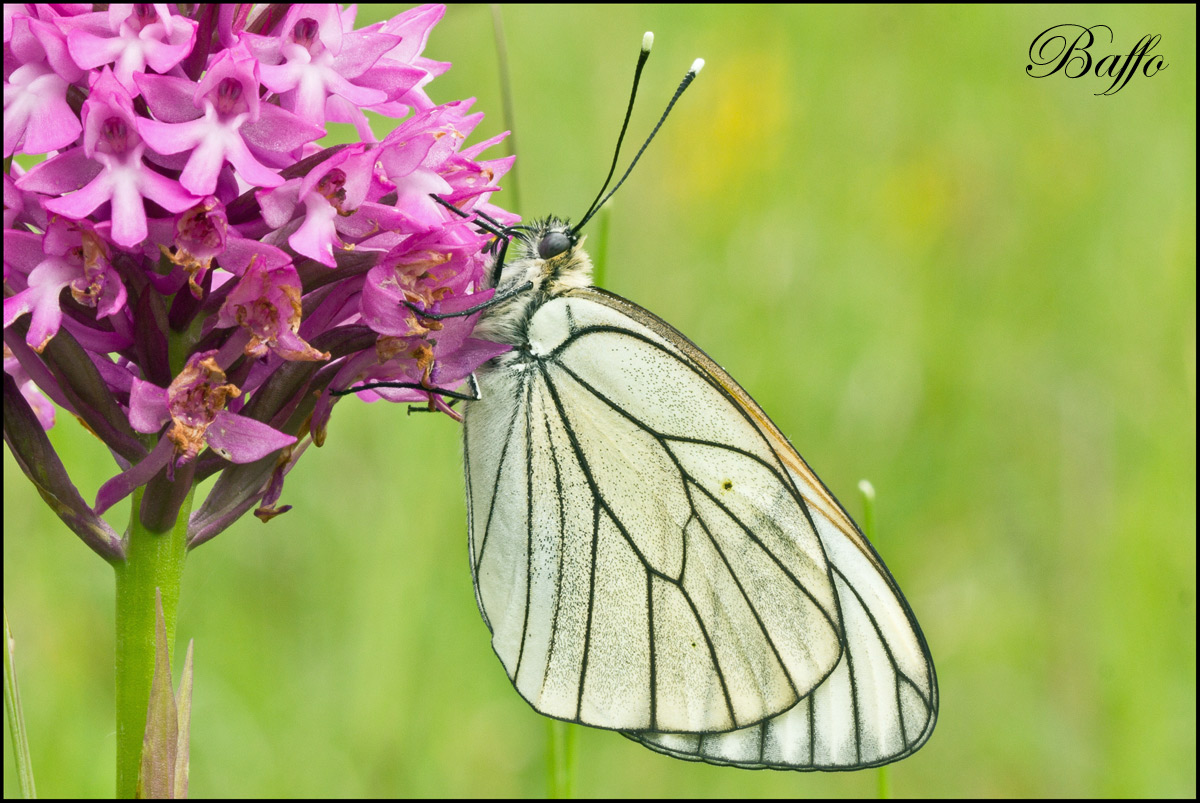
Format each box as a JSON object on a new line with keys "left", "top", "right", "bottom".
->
{"left": 858, "top": 479, "right": 890, "bottom": 799}
{"left": 545, "top": 718, "right": 576, "bottom": 798}
{"left": 4, "top": 608, "right": 37, "bottom": 798}
{"left": 113, "top": 484, "right": 192, "bottom": 799}
{"left": 489, "top": 3, "right": 520, "bottom": 213}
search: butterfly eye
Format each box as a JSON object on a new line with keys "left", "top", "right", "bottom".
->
{"left": 537, "top": 230, "right": 572, "bottom": 259}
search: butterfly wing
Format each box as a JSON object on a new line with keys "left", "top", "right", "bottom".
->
{"left": 463, "top": 287, "right": 936, "bottom": 766}
{"left": 582, "top": 290, "right": 939, "bottom": 769}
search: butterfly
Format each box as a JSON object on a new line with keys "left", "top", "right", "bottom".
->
{"left": 459, "top": 209, "right": 937, "bottom": 770}
{"left": 374, "top": 36, "right": 936, "bottom": 772}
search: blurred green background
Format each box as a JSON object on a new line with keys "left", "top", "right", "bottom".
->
{"left": 4, "top": 4, "right": 1195, "bottom": 797}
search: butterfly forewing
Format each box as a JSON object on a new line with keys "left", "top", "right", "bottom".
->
{"left": 465, "top": 289, "right": 848, "bottom": 735}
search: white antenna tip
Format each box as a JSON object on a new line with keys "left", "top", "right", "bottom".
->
{"left": 690, "top": 57, "right": 705, "bottom": 74}
{"left": 642, "top": 32, "right": 654, "bottom": 52}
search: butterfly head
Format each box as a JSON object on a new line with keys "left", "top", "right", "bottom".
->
{"left": 491, "top": 217, "right": 593, "bottom": 297}
{"left": 534, "top": 224, "right": 576, "bottom": 261}
{"left": 473, "top": 218, "right": 592, "bottom": 347}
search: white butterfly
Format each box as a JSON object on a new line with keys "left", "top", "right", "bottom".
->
{"left": 461, "top": 218, "right": 938, "bottom": 771}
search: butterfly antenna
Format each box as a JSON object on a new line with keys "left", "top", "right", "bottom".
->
{"left": 575, "top": 54, "right": 704, "bottom": 233}
{"left": 429, "top": 194, "right": 511, "bottom": 240}
{"left": 576, "top": 32, "right": 655, "bottom": 228}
